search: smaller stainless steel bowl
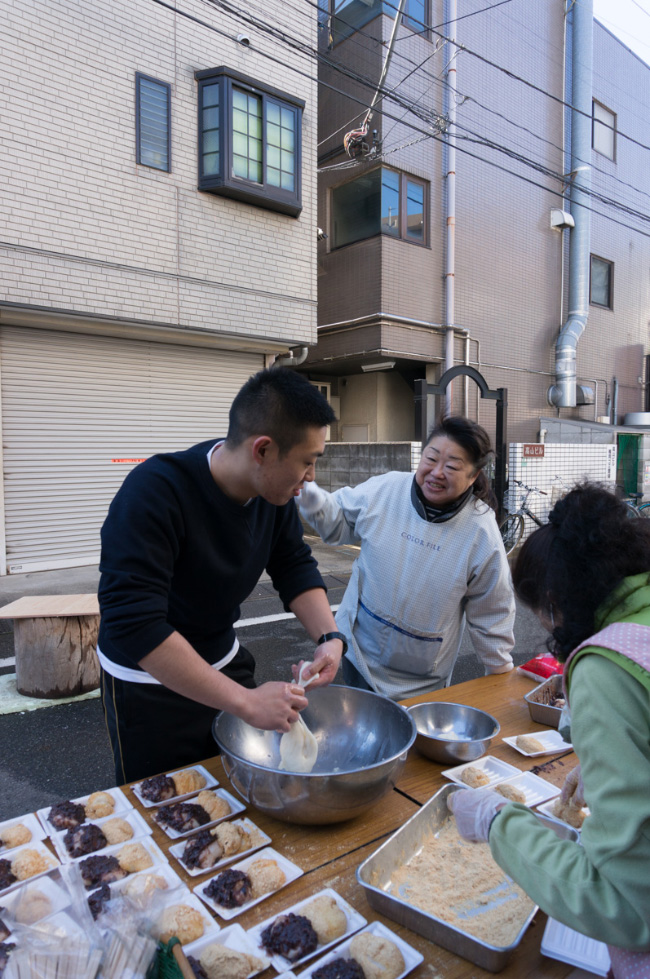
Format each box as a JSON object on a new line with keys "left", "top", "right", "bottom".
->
{"left": 408, "top": 701, "right": 500, "bottom": 764}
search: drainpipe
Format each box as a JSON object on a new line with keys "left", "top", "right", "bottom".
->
{"left": 548, "top": 0, "right": 593, "bottom": 408}
{"left": 443, "top": 0, "right": 457, "bottom": 416}
{"left": 273, "top": 346, "right": 308, "bottom": 367}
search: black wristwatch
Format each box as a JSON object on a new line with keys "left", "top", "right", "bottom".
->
{"left": 317, "top": 631, "right": 348, "bottom": 655}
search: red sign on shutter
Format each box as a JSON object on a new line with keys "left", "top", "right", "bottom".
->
{"left": 523, "top": 444, "right": 545, "bottom": 458}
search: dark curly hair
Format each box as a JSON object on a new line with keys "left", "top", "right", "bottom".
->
{"left": 512, "top": 482, "right": 650, "bottom": 659}
{"left": 426, "top": 416, "right": 497, "bottom": 512}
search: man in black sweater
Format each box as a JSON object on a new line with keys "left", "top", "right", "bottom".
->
{"left": 98, "top": 368, "right": 346, "bottom": 782}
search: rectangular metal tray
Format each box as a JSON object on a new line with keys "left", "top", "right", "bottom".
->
{"left": 356, "top": 783, "right": 579, "bottom": 973}
{"left": 524, "top": 675, "right": 565, "bottom": 727}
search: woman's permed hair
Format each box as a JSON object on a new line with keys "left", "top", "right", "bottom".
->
{"left": 426, "top": 416, "right": 497, "bottom": 512}
{"left": 512, "top": 482, "right": 650, "bottom": 659}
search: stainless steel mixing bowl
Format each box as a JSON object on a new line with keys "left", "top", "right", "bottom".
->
{"left": 212, "top": 685, "right": 416, "bottom": 825}
{"left": 408, "top": 701, "right": 500, "bottom": 764}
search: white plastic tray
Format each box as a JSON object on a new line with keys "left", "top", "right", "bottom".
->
{"left": 0, "top": 841, "right": 60, "bottom": 895}
{"left": 541, "top": 917, "right": 610, "bottom": 975}
{"left": 50, "top": 809, "right": 152, "bottom": 862}
{"left": 184, "top": 923, "right": 270, "bottom": 976}
{"left": 297, "top": 920, "right": 423, "bottom": 979}
{"left": 246, "top": 887, "right": 367, "bottom": 972}
{"left": 193, "top": 846, "right": 302, "bottom": 920}
{"left": 494, "top": 772, "right": 561, "bottom": 808}
{"left": 1, "top": 871, "right": 72, "bottom": 922}
{"left": 130, "top": 765, "right": 218, "bottom": 808}
{"left": 169, "top": 817, "right": 271, "bottom": 877}
{"left": 503, "top": 730, "right": 572, "bottom": 757}
{"left": 0, "top": 813, "right": 47, "bottom": 853}
{"left": 442, "top": 755, "right": 521, "bottom": 788}
{"left": 153, "top": 788, "right": 245, "bottom": 839}
{"left": 536, "top": 798, "right": 590, "bottom": 832}
{"left": 76, "top": 836, "right": 167, "bottom": 888}
{"left": 109, "top": 861, "right": 185, "bottom": 897}
{"left": 37, "top": 787, "right": 132, "bottom": 834}
{"left": 152, "top": 889, "right": 221, "bottom": 946}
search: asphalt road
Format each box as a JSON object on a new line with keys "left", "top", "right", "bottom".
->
{"left": 0, "top": 538, "right": 548, "bottom": 822}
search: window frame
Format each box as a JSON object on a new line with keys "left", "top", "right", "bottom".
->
{"left": 403, "top": 0, "right": 431, "bottom": 36}
{"left": 589, "top": 254, "right": 614, "bottom": 310}
{"left": 325, "top": 1, "right": 431, "bottom": 44}
{"left": 195, "top": 66, "right": 304, "bottom": 217}
{"left": 592, "top": 99, "right": 616, "bottom": 162}
{"left": 331, "top": 166, "right": 428, "bottom": 249}
{"left": 135, "top": 72, "right": 171, "bottom": 172}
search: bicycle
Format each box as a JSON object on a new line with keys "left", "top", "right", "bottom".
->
{"left": 622, "top": 491, "right": 650, "bottom": 518}
{"left": 499, "top": 479, "right": 548, "bottom": 555}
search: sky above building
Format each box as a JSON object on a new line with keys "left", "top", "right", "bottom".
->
{"left": 593, "top": 0, "right": 650, "bottom": 65}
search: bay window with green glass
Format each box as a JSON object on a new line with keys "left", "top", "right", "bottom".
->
{"left": 332, "top": 167, "right": 427, "bottom": 248}
{"left": 196, "top": 67, "right": 303, "bottom": 216}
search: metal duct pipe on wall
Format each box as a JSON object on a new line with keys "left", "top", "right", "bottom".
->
{"left": 548, "top": 0, "right": 593, "bottom": 408}
{"left": 443, "top": 0, "right": 458, "bottom": 416}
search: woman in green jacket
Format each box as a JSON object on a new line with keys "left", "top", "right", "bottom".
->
{"left": 448, "top": 484, "right": 650, "bottom": 978}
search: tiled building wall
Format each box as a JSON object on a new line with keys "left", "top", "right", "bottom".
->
{"left": 450, "top": 6, "right": 650, "bottom": 441}
{"left": 315, "top": 3, "right": 650, "bottom": 446}
{"left": 505, "top": 443, "right": 617, "bottom": 539}
{"left": 0, "top": 0, "right": 318, "bottom": 345}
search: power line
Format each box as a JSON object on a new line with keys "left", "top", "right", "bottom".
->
{"left": 315, "top": 0, "right": 650, "bottom": 154}
{"left": 148, "top": 0, "right": 650, "bottom": 236}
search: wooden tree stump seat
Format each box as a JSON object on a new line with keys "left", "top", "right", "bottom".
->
{"left": 0, "top": 594, "right": 100, "bottom": 699}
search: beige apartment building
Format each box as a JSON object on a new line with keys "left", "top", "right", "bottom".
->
{"left": 307, "top": 0, "right": 650, "bottom": 455}
{"left": 0, "top": 0, "right": 318, "bottom": 572}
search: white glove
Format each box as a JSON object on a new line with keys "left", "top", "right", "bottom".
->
{"left": 297, "top": 481, "right": 329, "bottom": 517}
{"left": 447, "top": 788, "right": 506, "bottom": 842}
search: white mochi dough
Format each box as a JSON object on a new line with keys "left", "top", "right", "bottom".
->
{"left": 279, "top": 714, "right": 318, "bottom": 772}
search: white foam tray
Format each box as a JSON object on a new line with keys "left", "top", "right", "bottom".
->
{"left": 246, "top": 887, "right": 367, "bottom": 973}
{"left": 154, "top": 787, "right": 245, "bottom": 839}
{"left": 37, "top": 787, "right": 132, "bottom": 834}
{"left": 494, "top": 771, "right": 561, "bottom": 807}
{"left": 1, "top": 871, "right": 71, "bottom": 922}
{"left": 130, "top": 765, "right": 218, "bottom": 808}
{"left": 541, "top": 917, "right": 610, "bottom": 975}
{"left": 0, "top": 841, "right": 60, "bottom": 896}
{"left": 184, "top": 922, "right": 269, "bottom": 976}
{"left": 193, "top": 846, "right": 302, "bottom": 921}
{"left": 76, "top": 836, "right": 168, "bottom": 888}
{"left": 169, "top": 817, "right": 271, "bottom": 877}
{"left": 297, "top": 920, "right": 423, "bottom": 979}
{"left": 50, "top": 809, "right": 152, "bottom": 862}
{"left": 536, "top": 798, "right": 590, "bottom": 832}
{"left": 503, "top": 729, "right": 572, "bottom": 757}
{"left": 0, "top": 813, "right": 46, "bottom": 854}
{"left": 442, "top": 755, "right": 520, "bottom": 788}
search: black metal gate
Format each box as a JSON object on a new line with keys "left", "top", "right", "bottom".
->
{"left": 414, "top": 367, "right": 508, "bottom": 515}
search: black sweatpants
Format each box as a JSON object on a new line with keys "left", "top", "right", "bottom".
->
{"left": 100, "top": 645, "right": 256, "bottom": 785}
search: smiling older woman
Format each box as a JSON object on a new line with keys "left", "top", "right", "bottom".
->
{"left": 298, "top": 416, "right": 515, "bottom": 700}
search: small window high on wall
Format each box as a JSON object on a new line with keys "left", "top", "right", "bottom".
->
{"left": 592, "top": 100, "right": 616, "bottom": 161}
{"left": 331, "top": 168, "right": 427, "bottom": 248}
{"left": 590, "top": 255, "right": 613, "bottom": 309}
{"left": 136, "top": 73, "right": 171, "bottom": 171}
{"left": 196, "top": 67, "right": 304, "bottom": 217}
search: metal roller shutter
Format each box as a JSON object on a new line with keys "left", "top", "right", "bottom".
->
{"left": 0, "top": 327, "right": 261, "bottom": 573}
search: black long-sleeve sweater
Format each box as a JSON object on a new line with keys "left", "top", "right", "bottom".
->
{"left": 98, "top": 440, "right": 325, "bottom": 671}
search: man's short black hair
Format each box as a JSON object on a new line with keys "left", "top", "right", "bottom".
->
{"left": 227, "top": 367, "right": 336, "bottom": 454}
